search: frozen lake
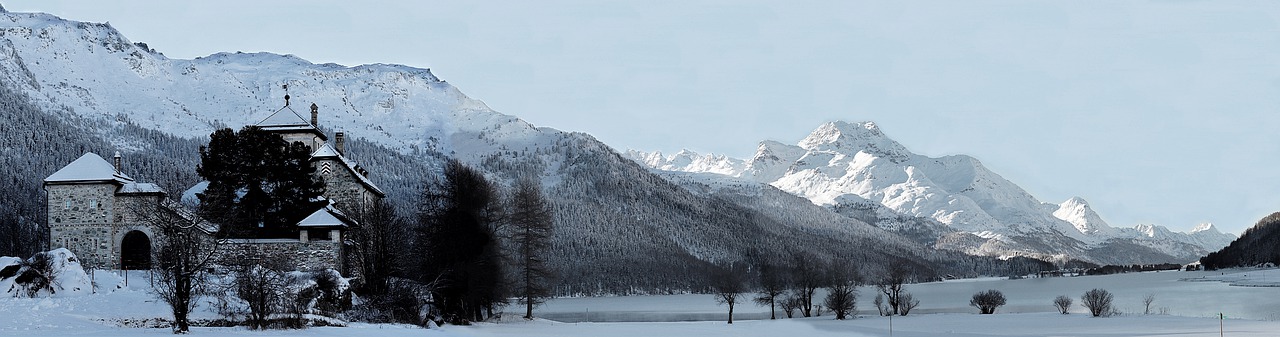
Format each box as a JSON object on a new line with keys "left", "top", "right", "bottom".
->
{"left": 527, "top": 269, "right": 1280, "bottom": 322}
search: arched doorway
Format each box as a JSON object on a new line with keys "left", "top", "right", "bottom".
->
{"left": 121, "top": 231, "right": 151, "bottom": 270}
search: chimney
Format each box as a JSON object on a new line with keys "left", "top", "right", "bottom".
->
{"left": 113, "top": 151, "right": 122, "bottom": 173}
{"left": 310, "top": 103, "right": 319, "bottom": 127}
{"left": 335, "top": 132, "right": 345, "bottom": 156}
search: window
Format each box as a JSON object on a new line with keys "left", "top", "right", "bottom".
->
{"left": 89, "top": 200, "right": 98, "bottom": 209}
{"left": 64, "top": 200, "right": 71, "bottom": 210}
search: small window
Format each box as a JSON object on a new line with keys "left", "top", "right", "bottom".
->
{"left": 310, "top": 229, "right": 331, "bottom": 241}
{"left": 89, "top": 200, "right": 98, "bottom": 209}
{"left": 64, "top": 200, "right": 71, "bottom": 210}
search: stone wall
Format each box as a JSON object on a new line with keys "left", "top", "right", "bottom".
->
{"left": 216, "top": 238, "right": 345, "bottom": 273}
{"left": 316, "top": 158, "right": 374, "bottom": 211}
{"left": 47, "top": 183, "right": 118, "bottom": 269}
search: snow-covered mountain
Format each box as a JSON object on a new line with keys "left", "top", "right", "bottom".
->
{"left": 627, "top": 121, "right": 1234, "bottom": 264}
{"left": 0, "top": 8, "right": 1009, "bottom": 291}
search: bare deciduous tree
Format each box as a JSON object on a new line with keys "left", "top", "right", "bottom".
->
{"left": 236, "top": 262, "right": 290, "bottom": 329}
{"left": 1081, "top": 288, "right": 1114, "bottom": 317}
{"left": 874, "top": 294, "right": 889, "bottom": 316}
{"left": 509, "top": 177, "right": 555, "bottom": 320}
{"left": 1142, "top": 293, "right": 1156, "bottom": 315}
{"left": 823, "top": 272, "right": 859, "bottom": 320}
{"left": 875, "top": 266, "right": 908, "bottom": 316}
{"left": 347, "top": 199, "right": 406, "bottom": 296}
{"left": 753, "top": 263, "right": 788, "bottom": 320}
{"left": 898, "top": 292, "right": 920, "bottom": 315}
{"left": 1054, "top": 295, "right": 1073, "bottom": 314}
{"left": 711, "top": 266, "right": 745, "bottom": 324}
{"left": 780, "top": 295, "right": 800, "bottom": 318}
{"left": 969, "top": 289, "right": 1006, "bottom": 314}
{"left": 790, "top": 253, "right": 828, "bottom": 317}
{"left": 142, "top": 200, "right": 220, "bottom": 334}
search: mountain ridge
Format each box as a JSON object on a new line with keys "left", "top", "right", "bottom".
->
{"left": 626, "top": 121, "right": 1235, "bottom": 264}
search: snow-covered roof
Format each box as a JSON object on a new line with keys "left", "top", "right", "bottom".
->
{"left": 118, "top": 182, "right": 164, "bottom": 195}
{"left": 44, "top": 153, "right": 134, "bottom": 184}
{"left": 311, "top": 142, "right": 340, "bottom": 157}
{"left": 255, "top": 104, "right": 326, "bottom": 139}
{"left": 181, "top": 181, "right": 209, "bottom": 205}
{"left": 311, "top": 143, "right": 386, "bottom": 197}
{"left": 257, "top": 104, "right": 310, "bottom": 127}
{"left": 297, "top": 203, "right": 354, "bottom": 228}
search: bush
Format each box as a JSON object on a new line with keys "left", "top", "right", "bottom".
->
{"left": 1080, "top": 289, "right": 1114, "bottom": 317}
{"left": 898, "top": 292, "right": 919, "bottom": 315}
{"left": 779, "top": 295, "right": 801, "bottom": 318}
{"left": 312, "top": 269, "right": 350, "bottom": 316}
{"left": 874, "top": 294, "right": 890, "bottom": 316}
{"left": 15, "top": 252, "right": 57, "bottom": 297}
{"left": 1053, "top": 295, "right": 1072, "bottom": 314}
{"left": 969, "top": 289, "right": 1006, "bottom": 314}
{"left": 235, "top": 264, "right": 289, "bottom": 329}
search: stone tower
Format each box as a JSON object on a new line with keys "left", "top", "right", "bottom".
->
{"left": 44, "top": 153, "right": 165, "bottom": 270}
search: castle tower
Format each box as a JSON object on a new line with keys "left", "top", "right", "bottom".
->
{"left": 44, "top": 153, "right": 165, "bottom": 270}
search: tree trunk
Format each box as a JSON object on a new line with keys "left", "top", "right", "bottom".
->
{"left": 769, "top": 300, "right": 776, "bottom": 320}
{"left": 728, "top": 302, "right": 734, "bottom": 324}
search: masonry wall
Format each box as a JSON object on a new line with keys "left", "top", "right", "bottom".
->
{"left": 315, "top": 158, "right": 375, "bottom": 211}
{"left": 47, "top": 183, "right": 119, "bottom": 269}
{"left": 216, "top": 239, "right": 345, "bottom": 273}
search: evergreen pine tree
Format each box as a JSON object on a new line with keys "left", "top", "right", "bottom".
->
{"left": 416, "top": 159, "right": 505, "bottom": 324}
{"left": 196, "top": 126, "right": 325, "bottom": 237}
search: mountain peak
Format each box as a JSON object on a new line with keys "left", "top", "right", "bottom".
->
{"left": 797, "top": 120, "right": 909, "bottom": 162}
{"left": 1191, "top": 223, "right": 1220, "bottom": 234}
{"left": 1053, "top": 196, "right": 1115, "bottom": 237}
{"left": 1061, "top": 196, "right": 1090, "bottom": 208}
{"left": 0, "top": 4, "right": 7, "bottom": 13}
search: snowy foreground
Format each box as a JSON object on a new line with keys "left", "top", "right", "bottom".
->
{"left": 3, "top": 269, "right": 1280, "bottom": 336}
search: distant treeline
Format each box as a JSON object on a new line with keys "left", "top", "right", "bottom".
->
{"left": 1082, "top": 263, "right": 1182, "bottom": 276}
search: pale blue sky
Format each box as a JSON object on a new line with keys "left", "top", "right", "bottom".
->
{"left": 7, "top": 0, "right": 1280, "bottom": 235}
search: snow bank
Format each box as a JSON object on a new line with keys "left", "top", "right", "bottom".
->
{"left": 0, "top": 248, "right": 92, "bottom": 297}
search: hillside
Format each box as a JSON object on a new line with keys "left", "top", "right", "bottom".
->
{"left": 1200, "top": 213, "right": 1280, "bottom": 269}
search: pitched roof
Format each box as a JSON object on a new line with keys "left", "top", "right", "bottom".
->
{"left": 44, "top": 153, "right": 134, "bottom": 184}
{"left": 255, "top": 104, "right": 326, "bottom": 139}
{"left": 297, "top": 203, "right": 355, "bottom": 228}
{"left": 257, "top": 104, "right": 310, "bottom": 127}
{"left": 311, "top": 143, "right": 386, "bottom": 197}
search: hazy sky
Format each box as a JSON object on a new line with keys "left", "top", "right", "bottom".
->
{"left": 7, "top": 1, "right": 1280, "bottom": 235}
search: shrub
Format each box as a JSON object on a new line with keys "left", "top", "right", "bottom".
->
{"left": 1053, "top": 295, "right": 1072, "bottom": 314}
{"left": 1080, "top": 289, "right": 1114, "bottom": 317}
{"left": 969, "top": 289, "right": 1006, "bottom": 314}
{"left": 898, "top": 292, "right": 920, "bottom": 315}
{"left": 15, "top": 252, "right": 58, "bottom": 297}
{"left": 874, "top": 294, "right": 890, "bottom": 316}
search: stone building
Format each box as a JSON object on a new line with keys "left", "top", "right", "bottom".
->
{"left": 45, "top": 98, "right": 385, "bottom": 273}
{"left": 44, "top": 152, "right": 165, "bottom": 270}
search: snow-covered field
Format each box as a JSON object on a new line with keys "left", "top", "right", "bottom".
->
{"left": 4, "top": 269, "right": 1280, "bottom": 336}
